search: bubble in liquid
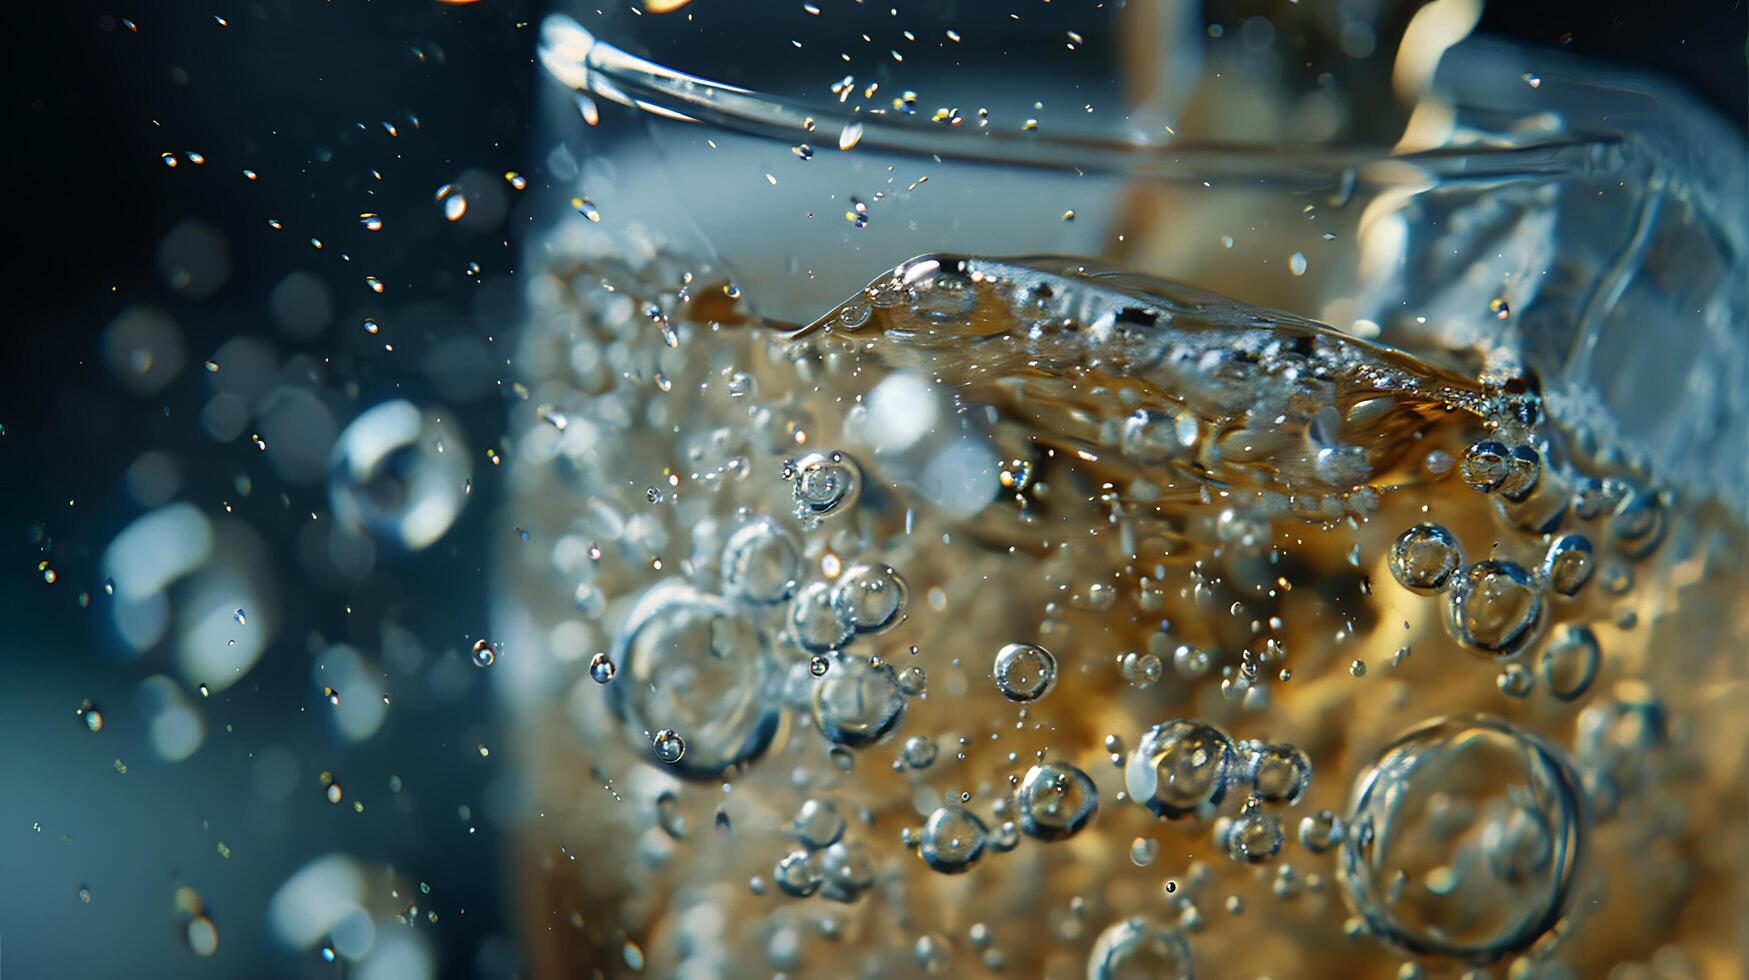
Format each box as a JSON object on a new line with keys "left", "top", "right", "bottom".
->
{"left": 1247, "top": 742, "right": 1312, "bottom": 804}
{"left": 1388, "top": 523, "right": 1463, "bottom": 594}
{"left": 1086, "top": 916, "right": 1195, "bottom": 980}
{"left": 828, "top": 562, "right": 908, "bottom": 634}
{"left": 812, "top": 654, "right": 906, "bottom": 748}
{"left": 919, "top": 805, "right": 988, "bottom": 874}
{"left": 1459, "top": 441, "right": 1511, "bottom": 493}
{"left": 1495, "top": 445, "right": 1541, "bottom": 502}
{"left": 608, "top": 581, "right": 781, "bottom": 779}
{"left": 1443, "top": 561, "right": 1543, "bottom": 657}
{"left": 774, "top": 849, "right": 824, "bottom": 897}
{"left": 1120, "top": 651, "right": 1163, "bottom": 687}
{"left": 993, "top": 642, "right": 1058, "bottom": 702}
{"left": 1496, "top": 664, "right": 1534, "bottom": 698}
{"left": 787, "top": 451, "right": 861, "bottom": 520}
{"left": 1339, "top": 715, "right": 1585, "bottom": 961}
{"left": 902, "top": 735, "right": 939, "bottom": 769}
{"left": 793, "top": 799, "right": 846, "bottom": 850}
{"left": 1575, "top": 684, "right": 1666, "bottom": 784}
{"left": 808, "top": 655, "right": 829, "bottom": 677}
{"left": 330, "top": 401, "right": 470, "bottom": 552}
{"left": 1608, "top": 489, "right": 1665, "bottom": 559}
{"left": 789, "top": 581, "right": 854, "bottom": 653}
{"left": 77, "top": 699, "right": 104, "bottom": 733}
{"left": 1126, "top": 720, "right": 1236, "bottom": 819}
{"left": 1541, "top": 534, "right": 1595, "bottom": 597}
{"left": 720, "top": 517, "right": 801, "bottom": 604}
{"left": 471, "top": 639, "right": 496, "bottom": 668}
{"left": 1172, "top": 645, "right": 1212, "bottom": 679}
{"left": 1534, "top": 628, "right": 1601, "bottom": 706}
{"left": 1226, "top": 808, "right": 1284, "bottom": 864}
{"left": 653, "top": 729, "right": 687, "bottom": 764}
{"left": 896, "top": 665, "right": 927, "bottom": 696}
{"left": 915, "top": 934, "right": 952, "bottom": 975}
{"left": 588, "top": 652, "right": 616, "bottom": 684}
{"left": 819, "top": 840, "right": 877, "bottom": 903}
{"left": 1016, "top": 761, "right": 1100, "bottom": 841}
{"left": 1299, "top": 810, "right": 1346, "bottom": 854}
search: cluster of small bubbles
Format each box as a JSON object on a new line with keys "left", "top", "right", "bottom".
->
{"left": 652, "top": 729, "right": 687, "bottom": 764}
{"left": 1443, "top": 561, "right": 1543, "bottom": 657}
{"left": 1086, "top": 917, "right": 1195, "bottom": 980}
{"left": 1246, "top": 742, "right": 1312, "bottom": 804}
{"left": 902, "top": 735, "right": 939, "bottom": 770}
{"left": 588, "top": 652, "right": 616, "bottom": 684}
{"left": 1215, "top": 508, "right": 1270, "bottom": 551}
{"left": 812, "top": 654, "right": 906, "bottom": 747}
{"left": 773, "top": 849, "right": 824, "bottom": 897}
{"left": 998, "top": 457, "right": 1034, "bottom": 491}
{"left": 471, "top": 639, "right": 496, "bottom": 668}
{"left": 792, "top": 799, "right": 846, "bottom": 849}
{"left": 721, "top": 517, "right": 801, "bottom": 604}
{"left": 1298, "top": 810, "right": 1345, "bottom": 854}
{"left": 1537, "top": 625, "right": 1600, "bottom": 702}
{"left": 919, "top": 805, "right": 988, "bottom": 874}
{"left": 1541, "top": 534, "right": 1595, "bottom": 596}
{"left": 1119, "top": 651, "right": 1163, "bottom": 687}
{"left": 1015, "top": 762, "right": 1099, "bottom": 841}
{"left": 789, "top": 581, "right": 853, "bottom": 652}
{"left": 1340, "top": 715, "right": 1584, "bottom": 961}
{"left": 785, "top": 451, "right": 861, "bottom": 520}
{"left": 993, "top": 642, "right": 1058, "bottom": 702}
{"left": 1127, "top": 720, "right": 1236, "bottom": 819}
{"left": 1388, "top": 523, "right": 1463, "bottom": 594}
{"left": 1225, "top": 804, "right": 1285, "bottom": 864}
{"left": 828, "top": 562, "right": 908, "bottom": 633}
{"left": 1496, "top": 664, "right": 1535, "bottom": 698}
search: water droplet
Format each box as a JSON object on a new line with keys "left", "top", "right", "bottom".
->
{"left": 838, "top": 121, "right": 864, "bottom": 151}
{"left": 1288, "top": 251, "right": 1308, "bottom": 276}
{"left": 1542, "top": 534, "right": 1595, "bottom": 597}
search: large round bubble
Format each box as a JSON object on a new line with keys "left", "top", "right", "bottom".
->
{"left": 329, "top": 400, "right": 470, "bottom": 551}
{"left": 1339, "top": 715, "right": 1585, "bottom": 962}
{"left": 811, "top": 653, "right": 906, "bottom": 748}
{"left": 1086, "top": 916, "right": 1194, "bottom": 980}
{"left": 1125, "top": 720, "right": 1236, "bottom": 819}
{"left": 607, "top": 580, "right": 781, "bottom": 779}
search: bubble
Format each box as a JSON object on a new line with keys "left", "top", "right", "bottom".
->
{"left": 896, "top": 665, "right": 927, "bottom": 696}
{"left": 1126, "top": 720, "right": 1236, "bottom": 819}
{"left": 915, "top": 934, "right": 952, "bottom": 975}
{"left": 1608, "top": 489, "right": 1665, "bottom": 559}
{"left": 653, "top": 729, "right": 686, "bottom": 764}
{"left": 1298, "top": 810, "right": 1346, "bottom": 854}
{"left": 1339, "top": 715, "right": 1584, "bottom": 961}
{"left": 809, "top": 655, "right": 829, "bottom": 677}
{"left": 185, "top": 914, "right": 219, "bottom": 957}
{"left": 812, "top": 654, "right": 906, "bottom": 748}
{"left": 902, "top": 735, "right": 938, "bottom": 769}
{"left": 77, "top": 699, "right": 104, "bottom": 733}
{"left": 1443, "top": 561, "right": 1543, "bottom": 657}
{"left": 720, "top": 517, "right": 801, "bottom": 604}
{"left": 793, "top": 799, "right": 846, "bottom": 850}
{"left": 1541, "top": 535, "right": 1595, "bottom": 597}
{"left": 1496, "top": 664, "right": 1534, "bottom": 698}
{"left": 1388, "top": 523, "right": 1463, "bottom": 594}
{"left": 1120, "top": 651, "right": 1163, "bottom": 687}
{"left": 1086, "top": 917, "right": 1194, "bottom": 980}
{"left": 1459, "top": 441, "right": 1510, "bottom": 493}
{"left": 774, "top": 849, "right": 823, "bottom": 897}
{"left": 655, "top": 789, "right": 686, "bottom": 839}
{"left": 829, "top": 562, "right": 908, "bottom": 634}
{"left": 1539, "top": 630, "right": 1602, "bottom": 706}
{"left": 789, "top": 581, "right": 853, "bottom": 653}
{"left": 787, "top": 451, "right": 861, "bottom": 520}
{"left": 1575, "top": 684, "right": 1666, "bottom": 790}
{"left": 1016, "top": 761, "right": 1099, "bottom": 841}
{"left": 588, "top": 652, "right": 616, "bottom": 684}
{"left": 1247, "top": 743, "right": 1312, "bottom": 804}
{"left": 993, "top": 642, "right": 1058, "bottom": 702}
{"left": 1172, "top": 645, "right": 1212, "bottom": 678}
{"left": 819, "top": 840, "right": 876, "bottom": 903}
{"left": 919, "top": 805, "right": 988, "bottom": 874}
{"left": 330, "top": 401, "right": 470, "bottom": 552}
{"left": 471, "top": 639, "right": 496, "bottom": 668}
{"left": 608, "top": 581, "right": 780, "bottom": 779}
{"left": 1226, "top": 808, "right": 1284, "bottom": 864}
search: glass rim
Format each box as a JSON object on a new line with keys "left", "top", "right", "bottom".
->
{"left": 537, "top": 14, "right": 1620, "bottom": 188}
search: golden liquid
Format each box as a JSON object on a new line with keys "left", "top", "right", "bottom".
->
{"left": 501, "top": 253, "right": 1747, "bottom": 979}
